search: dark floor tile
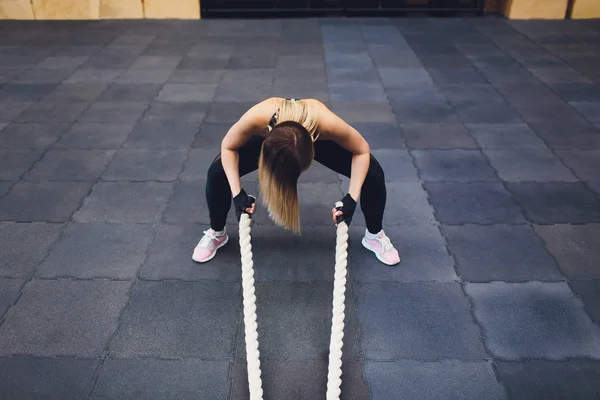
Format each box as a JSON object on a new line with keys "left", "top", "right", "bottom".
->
{"left": 528, "top": 117, "right": 600, "bottom": 150}
{"left": 14, "top": 100, "right": 91, "bottom": 123}
{"left": 425, "top": 182, "right": 526, "bottom": 224}
{"left": 55, "top": 122, "right": 134, "bottom": 149}
{"left": 252, "top": 182, "right": 343, "bottom": 228}
{"left": 123, "top": 118, "right": 199, "bottom": 149}
{"left": 113, "top": 69, "right": 173, "bottom": 84}
{"left": 364, "top": 360, "right": 508, "bottom": 400}
{"left": 0, "top": 122, "right": 70, "bottom": 149}
{"left": 529, "top": 66, "right": 591, "bottom": 83}
{"left": 0, "top": 149, "right": 42, "bottom": 180}
{"left": 452, "top": 100, "right": 523, "bottom": 124}
{"left": 0, "top": 181, "right": 12, "bottom": 197}
{"left": 37, "top": 222, "right": 154, "bottom": 279}
{"left": 369, "top": 149, "right": 418, "bottom": 182}
{"left": 352, "top": 123, "right": 406, "bottom": 149}
{"left": 556, "top": 150, "right": 600, "bottom": 181}
{"left": 0, "top": 83, "right": 55, "bottom": 102}
{"left": 507, "top": 182, "right": 600, "bottom": 224}
{"left": 176, "top": 56, "right": 230, "bottom": 70}
{"left": 79, "top": 101, "right": 149, "bottom": 124}
{"left": 74, "top": 181, "right": 173, "bottom": 223}
{"left": 571, "top": 280, "right": 600, "bottom": 326}
{"left": 350, "top": 223, "right": 456, "bottom": 282}
{"left": 377, "top": 67, "right": 433, "bottom": 87}
{"left": 179, "top": 148, "right": 227, "bottom": 182}
{"left": 385, "top": 84, "right": 447, "bottom": 103}
{"left": 329, "top": 83, "right": 388, "bottom": 102}
{"left": 140, "top": 223, "right": 240, "bottom": 281}
{"left": 0, "top": 181, "right": 92, "bottom": 223}
{"left": 0, "top": 356, "right": 98, "bottom": 400}
{"left": 483, "top": 148, "right": 578, "bottom": 182}
{"left": 230, "top": 360, "right": 369, "bottom": 400}
{"left": 129, "top": 55, "right": 182, "bottom": 70}
{"left": 192, "top": 122, "right": 230, "bottom": 149}
{"left": 234, "top": 281, "right": 362, "bottom": 360}
{"left": 0, "top": 222, "right": 63, "bottom": 278}
{"left": 156, "top": 83, "right": 217, "bottom": 102}
{"left": 392, "top": 100, "right": 460, "bottom": 124}
{"left": 325, "top": 53, "right": 374, "bottom": 69}
{"left": 64, "top": 68, "right": 123, "bottom": 84}
{"left": 427, "top": 66, "right": 487, "bottom": 84}
{"left": 14, "top": 68, "right": 73, "bottom": 84}
{"left": 25, "top": 149, "right": 115, "bottom": 182}
{"left": 0, "top": 101, "right": 32, "bottom": 123}
{"left": 41, "top": 82, "right": 108, "bottom": 102}
{"left": 466, "top": 281, "right": 600, "bottom": 360}
{"left": 0, "top": 280, "right": 130, "bottom": 357}
{"left": 495, "top": 360, "right": 600, "bottom": 400}
{"left": 246, "top": 226, "right": 344, "bottom": 282}
{"left": 299, "top": 162, "right": 340, "bottom": 183}
{"left": 570, "top": 100, "right": 600, "bottom": 123}
{"left": 162, "top": 180, "right": 239, "bottom": 226}
{"left": 98, "top": 83, "right": 161, "bottom": 102}
{"left": 330, "top": 102, "right": 397, "bottom": 124}
{"left": 0, "top": 278, "right": 23, "bottom": 316}
{"left": 108, "top": 280, "right": 239, "bottom": 358}
{"left": 39, "top": 55, "right": 90, "bottom": 69}
{"left": 466, "top": 123, "right": 547, "bottom": 149}
{"left": 548, "top": 82, "right": 600, "bottom": 101}
{"left": 168, "top": 69, "right": 224, "bottom": 84}
{"left": 326, "top": 68, "right": 381, "bottom": 86}
{"left": 340, "top": 181, "right": 437, "bottom": 226}
{"left": 443, "top": 224, "right": 563, "bottom": 282}
{"left": 358, "top": 282, "right": 488, "bottom": 360}
{"left": 413, "top": 149, "right": 498, "bottom": 182}
{"left": 144, "top": 100, "right": 209, "bottom": 122}
{"left": 588, "top": 181, "right": 600, "bottom": 197}
{"left": 102, "top": 149, "right": 186, "bottom": 181}
{"left": 439, "top": 83, "right": 505, "bottom": 103}
{"left": 214, "top": 83, "right": 273, "bottom": 102}
{"left": 534, "top": 224, "right": 600, "bottom": 280}
{"left": 92, "top": 359, "right": 230, "bottom": 400}
{"left": 402, "top": 123, "right": 477, "bottom": 149}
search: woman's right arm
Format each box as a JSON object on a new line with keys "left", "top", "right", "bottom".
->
{"left": 220, "top": 99, "right": 274, "bottom": 197}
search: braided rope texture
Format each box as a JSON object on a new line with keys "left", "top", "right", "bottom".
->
{"left": 239, "top": 213, "right": 263, "bottom": 400}
{"left": 238, "top": 212, "right": 349, "bottom": 400}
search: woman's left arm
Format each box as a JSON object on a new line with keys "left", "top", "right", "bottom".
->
{"left": 316, "top": 102, "right": 371, "bottom": 202}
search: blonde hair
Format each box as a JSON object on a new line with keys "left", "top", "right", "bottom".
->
{"left": 259, "top": 99, "right": 319, "bottom": 235}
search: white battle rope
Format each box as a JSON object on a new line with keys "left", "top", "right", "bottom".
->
{"left": 238, "top": 200, "right": 349, "bottom": 400}
{"left": 239, "top": 212, "right": 263, "bottom": 400}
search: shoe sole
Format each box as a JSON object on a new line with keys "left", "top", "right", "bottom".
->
{"left": 192, "top": 235, "right": 229, "bottom": 263}
{"left": 361, "top": 237, "right": 400, "bottom": 266}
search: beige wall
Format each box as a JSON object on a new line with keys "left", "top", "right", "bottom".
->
{"left": 0, "top": 0, "right": 200, "bottom": 19}
{"left": 501, "top": 0, "right": 569, "bottom": 19}
{"left": 570, "top": 0, "right": 600, "bottom": 19}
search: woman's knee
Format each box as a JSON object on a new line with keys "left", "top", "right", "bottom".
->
{"left": 365, "top": 155, "right": 385, "bottom": 185}
{"left": 207, "top": 157, "right": 227, "bottom": 182}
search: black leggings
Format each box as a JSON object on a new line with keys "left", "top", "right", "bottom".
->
{"left": 205, "top": 136, "right": 387, "bottom": 233}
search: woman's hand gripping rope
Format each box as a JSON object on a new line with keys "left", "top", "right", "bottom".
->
{"left": 326, "top": 200, "right": 350, "bottom": 400}
{"left": 238, "top": 194, "right": 264, "bottom": 400}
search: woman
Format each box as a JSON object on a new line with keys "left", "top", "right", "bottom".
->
{"left": 193, "top": 97, "right": 400, "bottom": 266}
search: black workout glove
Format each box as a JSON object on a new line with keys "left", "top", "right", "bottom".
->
{"left": 233, "top": 188, "right": 256, "bottom": 221}
{"left": 335, "top": 193, "right": 357, "bottom": 226}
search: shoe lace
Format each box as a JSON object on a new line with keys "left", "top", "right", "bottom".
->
{"left": 198, "top": 230, "right": 217, "bottom": 248}
{"left": 379, "top": 234, "right": 393, "bottom": 252}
